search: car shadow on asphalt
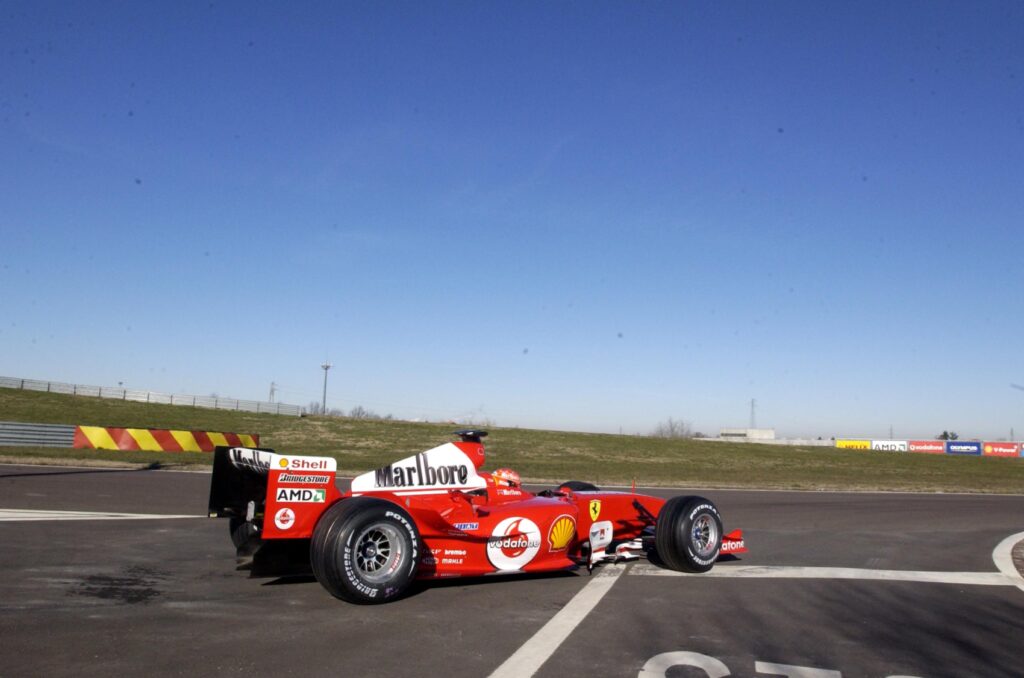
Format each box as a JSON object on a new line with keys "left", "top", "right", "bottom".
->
{"left": 258, "top": 569, "right": 580, "bottom": 601}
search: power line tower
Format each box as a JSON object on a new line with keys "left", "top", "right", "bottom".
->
{"left": 320, "top": 362, "right": 332, "bottom": 415}
{"left": 268, "top": 381, "right": 277, "bottom": 403}
{"left": 749, "top": 398, "right": 757, "bottom": 429}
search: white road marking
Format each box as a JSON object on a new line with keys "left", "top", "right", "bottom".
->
{"left": 0, "top": 509, "right": 200, "bottom": 521}
{"left": 487, "top": 564, "right": 626, "bottom": 678}
{"left": 628, "top": 563, "right": 1017, "bottom": 586}
{"left": 486, "top": 532, "right": 1024, "bottom": 677}
{"left": 991, "top": 530, "right": 1024, "bottom": 593}
{"left": 639, "top": 651, "right": 731, "bottom": 677}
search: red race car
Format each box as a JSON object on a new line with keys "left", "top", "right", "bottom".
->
{"left": 208, "top": 430, "right": 746, "bottom": 604}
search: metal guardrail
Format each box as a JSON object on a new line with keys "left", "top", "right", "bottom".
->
{"left": 0, "top": 421, "right": 76, "bottom": 447}
{"left": 0, "top": 376, "right": 303, "bottom": 416}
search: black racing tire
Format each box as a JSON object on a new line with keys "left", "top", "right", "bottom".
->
{"left": 229, "top": 517, "right": 261, "bottom": 556}
{"left": 654, "top": 496, "right": 722, "bottom": 573}
{"left": 310, "top": 497, "right": 421, "bottom": 604}
{"left": 558, "top": 480, "right": 600, "bottom": 492}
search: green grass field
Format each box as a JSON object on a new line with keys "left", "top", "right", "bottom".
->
{"left": 2, "top": 387, "right": 1023, "bottom": 493}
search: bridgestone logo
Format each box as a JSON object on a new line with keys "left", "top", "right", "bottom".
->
{"left": 279, "top": 473, "right": 330, "bottom": 484}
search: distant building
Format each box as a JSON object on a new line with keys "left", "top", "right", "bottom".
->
{"left": 720, "top": 428, "right": 776, "bottom": 440}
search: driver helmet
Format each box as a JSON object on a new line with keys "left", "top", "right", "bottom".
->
{"left": 492, "top": 468, "right": 521, "bottom": 488}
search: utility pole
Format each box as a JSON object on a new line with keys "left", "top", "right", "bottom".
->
{"left": 320, "top": 362, "right": 332, "bottom": 415}
{"left": 749, "top": 399, "right": 756, "bottom": 429}
{"left": 268, "top": 382, "right": 276, "bottom": 403}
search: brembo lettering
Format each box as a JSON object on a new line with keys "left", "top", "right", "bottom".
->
{"left": 373, "top": 453, "right": 470, "bottom": 488}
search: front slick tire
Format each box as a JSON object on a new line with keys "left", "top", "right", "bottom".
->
{"left": 310, "top": 497, "right": 420, "bottom": 604}
{"left": 655, "top": 496, "right": 722, "bottom": 573}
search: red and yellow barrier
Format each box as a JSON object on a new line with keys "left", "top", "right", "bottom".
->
{"left": 73, "top": 426, "right": 259, "bottom": 452}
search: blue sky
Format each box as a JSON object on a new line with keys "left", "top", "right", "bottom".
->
{"left": 2, "top": 1, "right": 1022, "bottom": 439}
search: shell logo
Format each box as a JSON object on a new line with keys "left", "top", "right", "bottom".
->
{"left": 278, "top": 458, "right": 289, "bottom": 468}
{"left": 548, "top": 515, "right": 576, "bottom": 552}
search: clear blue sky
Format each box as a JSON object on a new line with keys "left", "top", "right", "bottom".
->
{"left": 2, "top": 1, "right": 1022, "bottom": 439}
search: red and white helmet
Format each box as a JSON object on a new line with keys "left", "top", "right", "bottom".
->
{"left": 492, "top": 468, "right": 521, "bottom": 488}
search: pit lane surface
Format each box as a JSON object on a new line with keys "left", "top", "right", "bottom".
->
{"left": 2, "top": 464, "right": 1023, "bottom": 678}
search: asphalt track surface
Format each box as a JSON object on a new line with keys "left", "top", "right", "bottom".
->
{"left": 2, "top": 464, "right": 1023, "bottom": 678}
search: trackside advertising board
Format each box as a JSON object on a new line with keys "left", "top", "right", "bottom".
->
{"left": 982, "top": 442, "right": 1020, "bottom": 457}
{"left": 908, "top": 440, "right": 946, "bottom": 454}
{"left": 836, "top": 439, "right": 1023, "bottom": 459}
{"left": 946, "top": 441, "right": 982, "bottom": 456}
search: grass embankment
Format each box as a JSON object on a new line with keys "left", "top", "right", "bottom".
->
{"left": 2, "top": 387, "right": 1023, "bottom": 493}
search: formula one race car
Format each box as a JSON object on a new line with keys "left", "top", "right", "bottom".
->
{"left": 208, "top": 430, "right": 746, "bottom": 604}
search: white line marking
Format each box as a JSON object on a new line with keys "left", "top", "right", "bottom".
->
{"left": 487, "top": 564, "right": 626, "bottom": 678}
{"left": 0, "top": 509, "right": 201, "bottom": 521}
{"left": 628, "top": 563, "right": 1017, "bottom": 586}
{"left": 991, "top": 531, "right": 1024, "bottom": 593}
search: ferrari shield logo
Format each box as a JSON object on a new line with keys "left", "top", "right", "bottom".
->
{"left": 588, "top": 499, "right": 601, "bottom": 521}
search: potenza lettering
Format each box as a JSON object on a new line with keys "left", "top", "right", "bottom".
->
{"left": 374, "top": 453, "right": 469, "bottom": 488}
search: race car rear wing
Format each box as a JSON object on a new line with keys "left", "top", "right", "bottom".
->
{"left": 208, "top": 446, "right": 343, "bottom": 540}
{"left": 208, "top": 446, "right": 276, "bottom": 520}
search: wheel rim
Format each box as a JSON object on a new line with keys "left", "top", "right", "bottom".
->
{"left": 690, "top": 513, "right": 719, "bottom": 558}
{"left": 354, "top": 522, "right": 405, "bottom": 583}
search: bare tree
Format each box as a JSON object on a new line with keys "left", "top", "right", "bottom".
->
{"left": 652, "top": 417, "right": 693, "bottom": 439}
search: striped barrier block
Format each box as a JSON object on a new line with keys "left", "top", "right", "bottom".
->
{"left": 73, "top": 426, "right": 259, "bottom": 452}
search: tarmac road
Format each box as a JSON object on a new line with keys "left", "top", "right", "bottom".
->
{"left": 1, "top": 464, "right": 1023, "bottom": 678}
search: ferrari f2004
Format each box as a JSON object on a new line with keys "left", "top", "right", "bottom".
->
{"left": 208, "top": 430, "right": 746, "bottom": 603}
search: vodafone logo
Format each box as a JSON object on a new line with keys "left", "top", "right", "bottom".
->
{"left": 274, "top": 507, "right": 295, "bottom": 530}
{"left": 487, "top": 517, "right": 541, "bottom": 571}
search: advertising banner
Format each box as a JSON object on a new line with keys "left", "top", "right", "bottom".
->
{"left": 871, "top": 440, "right": 908, "bottom": 452}
{"left": 836, "top": 439, "right": 871, "bottom": 450}
{"left": 945, "top": 441, "right": 982, "bottom": 456}
{"left": 908, "top": 440, "right": 946, "bottom": 454}
{"left": 982, "top": 442, "right": 1020, "bottom": 457}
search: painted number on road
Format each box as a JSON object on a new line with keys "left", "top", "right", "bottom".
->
{"left": 638, "top": 651, "right": 921, "bottom": 677}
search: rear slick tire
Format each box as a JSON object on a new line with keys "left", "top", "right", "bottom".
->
{"left": 654, "top": 496, "right": 722, "bottom": 573}
{"left": 310, "top": 497, "right": 421, "bottom": 604}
